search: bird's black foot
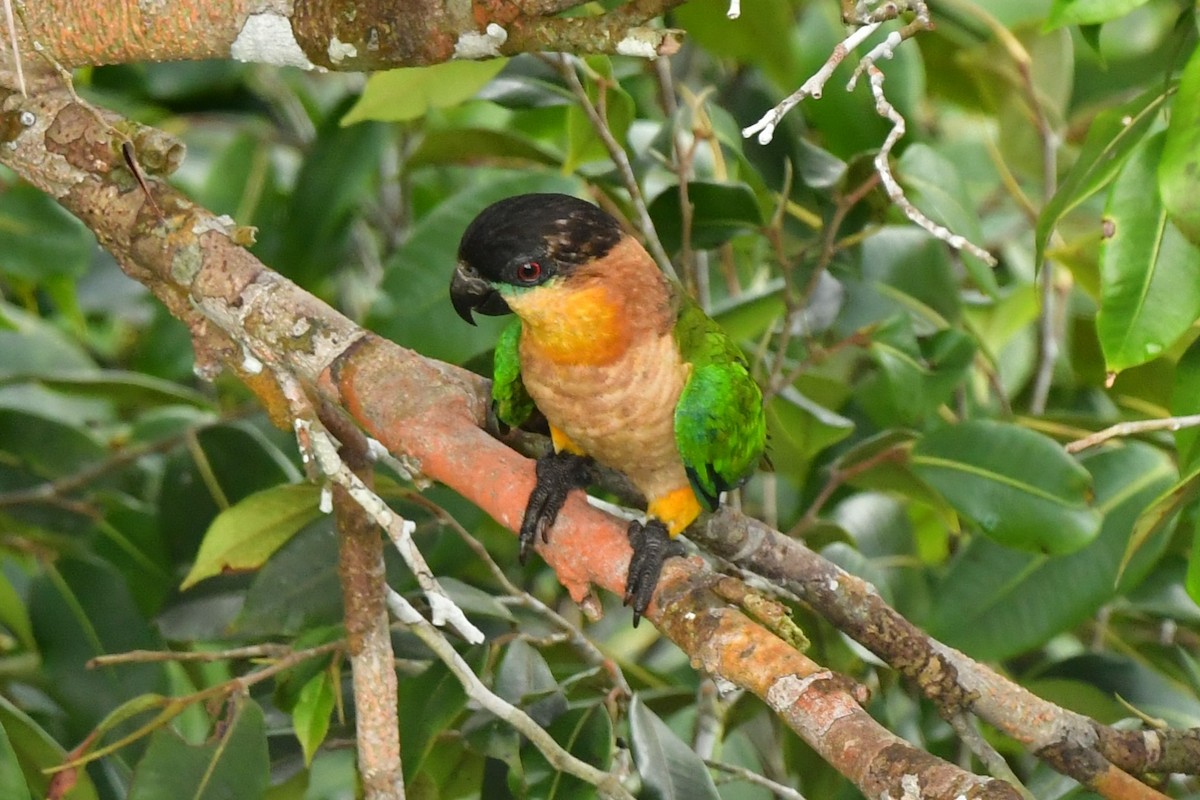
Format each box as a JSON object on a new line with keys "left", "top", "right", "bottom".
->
{"left": 624, "top": 519, "right": 686, "bottom": 626}
{"left": 519, "top": 451, "right": 592, "bottom": 563}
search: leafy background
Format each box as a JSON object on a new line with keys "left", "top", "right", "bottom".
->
{"left": 2, "top": 0, "right": 1200, "bottom": 797}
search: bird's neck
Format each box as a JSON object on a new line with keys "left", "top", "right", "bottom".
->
{"left": 515, "top": 238, "right": 672, "bottom": 366}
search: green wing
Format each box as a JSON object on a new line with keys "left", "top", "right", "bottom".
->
{"left": 492, "top": 319, "right": 535, "bottom": 429}
{"left": 673, "top": 292, "right": 767, "bottom": 511}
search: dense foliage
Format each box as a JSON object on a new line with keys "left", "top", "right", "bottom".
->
{"left": 1, "top": 0, "right": 1199, "bottom": 798}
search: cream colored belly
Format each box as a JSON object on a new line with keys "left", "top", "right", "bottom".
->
{"left": 522, "top": 332, "right": 689, "bottom": 501}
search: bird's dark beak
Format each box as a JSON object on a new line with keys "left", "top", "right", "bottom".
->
{"left": 450, "top": 262, "right": 510, "bottom": 325}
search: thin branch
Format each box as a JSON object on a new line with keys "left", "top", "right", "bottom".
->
{"left": 386, "top": 590, "right": 636, "bottom": 800}
{"left": 1065, "top": 413, "right": 1200, "bottom": 454}
{"left": 88, "top": 644, "right": 295, "bottom": 667}
{"left": 2, "top": 0, "right": 25, "bottom": 96}
{"left": 551, "top": 53, "right": 676, "bottom": 279}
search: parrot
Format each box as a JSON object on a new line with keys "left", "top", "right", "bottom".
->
{"left": 450, "top": 193, "right": 767, "bottom": 624}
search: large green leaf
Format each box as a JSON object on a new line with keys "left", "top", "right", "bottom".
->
{"left": 0, "top": 695, "right": 99, "bottom": 800}
{"left": 128, "top": 699, "right": 269, "bottom": 800}
{"left": 342, "top": 60, "right": 508, "bottom": 124}
{"left": 765, "top": 387, "right": 854, "bottom": 483}
{"left": 1035, "top": 83, "right": 1172, "bottom": 265}
{"left": 522, "top": 704, "right": 614, "bottom": 800}
{"left": 911, "top": 420, "right": 1100, "bottom": 553}
{"left": 1158, "top": 43, "right": 1200, "bottom": 247}
{"left": 292, "top": 670, "right": 336, "bottom": 766}
{"left": 181, "top": 483, "right": 321, "bottom": 589}
{"left": 647, "top": 181, "right": 764, "bottom": 253}
{"left": 1096, "top": 131, "right": 1200, "bottom": 372}
{"left": 0, "top": 722, "right": 32, "bottom": 800}
{"left": 399, "top": 662, "right": 468, "bottom": 782}
{"left": 926, "top": 443, "right": 1174, "bottom": 660}
{"left": 0, "top": 185, "right": 94, "bottom": 281}
{"left": 628, "top": 695, "right": 720, "bottom": 800}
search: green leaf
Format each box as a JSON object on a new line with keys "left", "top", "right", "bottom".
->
{"left": 0, "top": 568, "right": 35, "bottom": 652}
{"left": 896, "top": 146, "right": 997, "bottom": 296}
{"left": 1036, "top": 83, "right": 1172, "bottom": 265}
{"left": 128, "top": 699, "right": 269, "bottom": 800}
{"left": 29, "top": 371, "right": 213, "bottom": 410}
{"left": 408, "top": 128, "right": 559, "bottom": 168}
{"left": 0, "top": 695, "right": 99, "bottom": 800}
{"left": 647, "top": 181, "right": 764, "bottom": 253}
{"left": 628, "top": 695, "right": 720, "bottom": 800}
{"left": 30, "top": 558, "right": 168, "bottom": 730}
{"left": 1045, "top": 0, "right": 1152, "bottom": 30}
{"left": 342, "top": 60, "right": 509, "bottom": 125}
{"left": 1158, "top": 43, "right": 1200, "bottom": 247}
{"left": 1119, "top": 460, "right": 1200, "bottom": 579}
{"left": 926, "top": 443, "right": 1175, "bottom": 660}
{"left": 400, "top": 662, "right": 468, "bottom": 782}
{"left": 0, "top": 408, "right": 107, "bottom": 478}
{"left": 181, "top": 483, "right": 321, "bottom": 589}
{"left": 0, "top": 185, "right": 94, "bottom": 281}
{"left": 0, "top": 721, "right": 32, "bottom": 800}
{"left": 1172, "top": 338, "right": 1200, "bottom": 470}
{"left": 233, "top": 518, "right": 341, "bottom": 637}
{"left": 523, "top": 704, "right": 613, "bottom": 800}
{"left": 911, "top": 420, "right": 1100, "bottom": 553}
{"left": 292, "top": 671, "right": 336, "bottom": 766}
{"left": 1188, "top": 521, "right": 1200, "bottom": 607}
{"left": 564, "top": 57, "right": 634, "bottom": 172}
{"left": 764, "top": 387, "right": 854, "bottom": 483}
{"left": 1097, "top": 131, "right": 1200, "bottom": 372}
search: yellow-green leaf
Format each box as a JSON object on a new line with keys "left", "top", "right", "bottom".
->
{"left": 341, "top": 60, "right": 508, "bottom": 125}
{"left": 181, "top": 484, "right": 320, "bottom": 589}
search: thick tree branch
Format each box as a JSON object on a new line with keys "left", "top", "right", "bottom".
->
{"left": 2, "top": 0, "right": 682, "bottom": 70}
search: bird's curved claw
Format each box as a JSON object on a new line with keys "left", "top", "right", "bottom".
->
{"left": 624, "top": 519, "right": 685, "bottom": 626}
{"left": 519, "top": 451, "right": 592, "bottom": 563}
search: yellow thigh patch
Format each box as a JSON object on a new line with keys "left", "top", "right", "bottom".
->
{"left": 550, "top": 425, "right": 586, "bottom": 456}
{"left": 648, "top": 487, "right": 702, "bottom": 536}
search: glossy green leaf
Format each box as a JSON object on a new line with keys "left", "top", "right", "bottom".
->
{"left": 128, "top": 699, "right": 269, "bottom": 800}
{"left": 1097, "top": 131, "right": 1200, "bottom": 372}
{"left": 1158, "top": 43, "right": 1200, "bottom": 246}
{"left": 523, "top": 704, "right": 613, "bottom": 800}
{"left": 0, "top": 408, "right": 107, "bottom": 478}
{"left": 0, "top": 568, "right": 34, "bottom": 652}
{"left": 1045, "top": 0, "right": 1152, "bottom": 30}
{"left": 31, "top": 371, "right": 212, "bottom": 410}
{"left": 564, "top": 58, "right": 634, "bottom": 172}
{"left": 628, "top": 695, "right": 720, "bottom": 800}
{"left": 911, "top": 420, "right": 1100, "bottom": 553}
{"left": 293, "top": 670, "right": 335, "bottom": 766}
{"left": 1188, "top": 521, "right": 1200, "bottom": 606}
{"left": 30, "top": 558, "right": 168, "bottom": 731}
{"left": 896, "top": 146, "right": 997, "bottom": 296}
{"left": 1119, "top": 460, "right": 1200, "bottom": 579}
{"left": 181, "top": 483, "right": 321, "bottom": 589}
{"left": 647, "top": 181, "right": 764, "bottom": 253}
{"left": 672, "top": 0, "right": 797, "bottom": 87}
{"left": 400, "top": 662, "right": 468, "bottom": 781}
{"left": 1172, "top": 338, "right": 1200, "bottom": 470}
{"left": 342, "top": 60, "right": 508, "bottom": 125}
{"left": 0, "top": 695, "right": 99, "bottom": 800}
{"left": 1036, "top": 83, "right": 1172, "bottom": 265}
{"left": 1038, "top": 653, "right": 1200, "bottom": 728}
{"left": 927, "top": 443, "right": 1175, "bottom": 660}
{"left": 0, "top": 185, "right": 94, "bottom": 281}
{"left": 233, "top": 518, "right": 341, "bottom": 637}
{"left": 408, "top": 128, "right": 559, "bottom": 168}
{"left": 765, "top": 387, "right": 854, "bottom": 483}
{"left": 0, "top": 722, "right": 32, "bottom": 800}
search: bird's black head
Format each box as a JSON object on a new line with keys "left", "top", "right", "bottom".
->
{"left": 450, "top": 193, "right": 624, "bottom": 324}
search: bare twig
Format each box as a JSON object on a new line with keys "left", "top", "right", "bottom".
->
{"left": 386, "top": 590, "right": 635, "bottom": 800}
{"left": 88, "top": 644, "right": 295, "bottom": 667}
{"left": 551, "top": 53, "right": 676, "bottom": 279}
{"left": 1065, "top": 413, "right": 1200, "bottom": 453}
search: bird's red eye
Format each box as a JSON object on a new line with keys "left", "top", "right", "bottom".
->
{"left": 517, "top": 262, "right": 542, "bottom": 282}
